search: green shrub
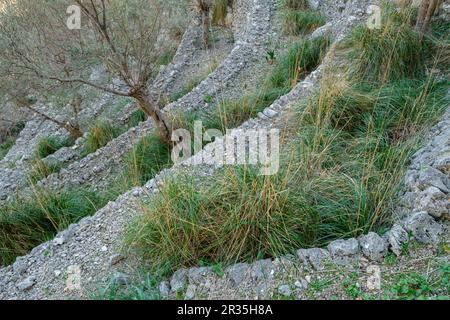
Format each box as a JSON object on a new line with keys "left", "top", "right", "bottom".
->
{"left": 36, "top": 136, "right": 74, "bottom": 159}
{"left": 0, "top": 188, "right": 107, "bottom": 265}
{"left": 123, "top": 132, "right": 172, "bottom": 187}
{"left": 82, "top": 121, "right": 122, "bottom": 157}
{"left": 282, "top": 9, "right": 326, "bottom": 35}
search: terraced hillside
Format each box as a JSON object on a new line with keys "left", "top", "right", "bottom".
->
{"left": 0, "top": 0, "right": 448, "bottom": 301}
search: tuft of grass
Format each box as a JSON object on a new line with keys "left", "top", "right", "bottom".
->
{"left": 282, "top": 9, "right": 326, "bottom": 36}
{"left": 27, "top": 158, "right": 62, "bottom": 184}
{"left": 271, "top": 35, "right": 330, "bottom": 89}
{"left": 82, "top": 121, "right": 122, "bottom": 157}
{"left": 212, "top": 0, "right": 229, "bottom": 26}
{"left": 126, "top": 165, "right": 311, "bottom": 274}
{"left": 127, "top": 109, "right": 147, "bottom": 128}
{"left": 0, "top": 188, "right": 107, "bottom": 265}
{"left": 340, "top": 6, "right": 430, "bottom": 84}
{"left": 36, "top": 136, "right": 74, "bottom": 159}
{"left": 123, "top": 132, "right": 172, "bottom": 187}
{"left": 126, "top": 73, "right": 448, "bottom": 274}
{"left": 0, "top": 137, "right": 16, "bottom": 160}
{"left": 282, "top": 0, "right": 308, "bottom": 10}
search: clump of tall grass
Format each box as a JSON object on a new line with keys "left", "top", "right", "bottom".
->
{"left": 271, "top": 35, "right": 330, "bottom": 88}
{"left": 36, "top": 136, "right": 74, "bottom": 159}
{"left": 0, "top": 137, "right": 16, "bottom": 160}
{"left": 340, "top": 6, "right": 429, "bottom": 84}
{"left": 212, "top": 0, "right": 229, "bottom": 26}
{"left": 127, "top": 109, "right": 147, "bottom": 128}
{"left": 122, "top": 132, "right": 172, "bottom": 187}
{"left": 282, "top": 9, "right": 326, "bottom": 36}
{"left": 27, "top": 157, "right": 62, "bottom": 184}
{"left": 282, "top": 0, "right": 308, "bottom": 10}
{"left": 126, "top": 166, "right": 311, "bottom": 273}
{"left": 0, "top": 188, "right": 107, "bottom": 265}
{"left": 82, "top": 121, "right": 122, "bottom": 157}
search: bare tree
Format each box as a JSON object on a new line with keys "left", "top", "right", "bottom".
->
{"left": 0, "top": 0, "right": 186, "bottom": 145}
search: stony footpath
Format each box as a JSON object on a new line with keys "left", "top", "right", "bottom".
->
{"left": 0, "top": 0, "right": 373, "bottom": 299}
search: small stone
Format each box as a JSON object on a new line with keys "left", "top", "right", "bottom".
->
{"left": 109, "top": 254, "right": 125, "bottom": 266}
{"left": 54, "top": 270, "right": 61, "bottom": 277}
{"left": 328, "top": 238, "right": 360, "bottom": 258}
{"left": 53, "top": 237, "right": 65, "bottom": 246}
{"left": 17, "top": 276, "right": 36, "bottom": 291}
{"left": 101, "top": 246, "right": 108, "bottom": 252}
{"left": 132, "top": 189, "right": 141, "bottom": 197}
{"left": 188, "top": 267, "right": 212, "bottom": 284}
{"left": 297, "top": 248, "right": 330, "bottom": 270}
{"left": 159, "top": 281, "right": 170, "bottom": 298}
{"left": 358, "top": 232, "right": 388, "bottom": 261}
{"left": 263, "top": 108, "right": 278, "bottom": 118}
{"left": 387, "top": 224, "right": 409, "bottom": 256}
{"left": 416, "top": 167, "right": 450, "bottom": 193}
{"left": 278, "top": 284, "right": 292, "bottom": 297}
{"left": 226, "top": 263, "right": 250, "bottom": 287}
{"left": 13, "top": 258, "right": 28, "bottom": 275}
{"left": 184, "top": 284, "right": 196, "bottom": 300}
{"left": 402, "top": 211, "right": 443, "bottom": 244}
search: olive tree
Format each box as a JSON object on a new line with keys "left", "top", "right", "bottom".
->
{"left": 0, "top": 0, "right": 187, "bottom": 144}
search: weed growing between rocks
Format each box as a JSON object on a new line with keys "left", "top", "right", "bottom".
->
{"left": 0, "top": 188, "right": 107, "bottom": 265}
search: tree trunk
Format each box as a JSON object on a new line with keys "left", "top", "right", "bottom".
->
{"left": 131, "top": 91, "right": 172, "bottom": 146}
{"left": 201, "top": 3, "right": 211, "bottom": 49}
